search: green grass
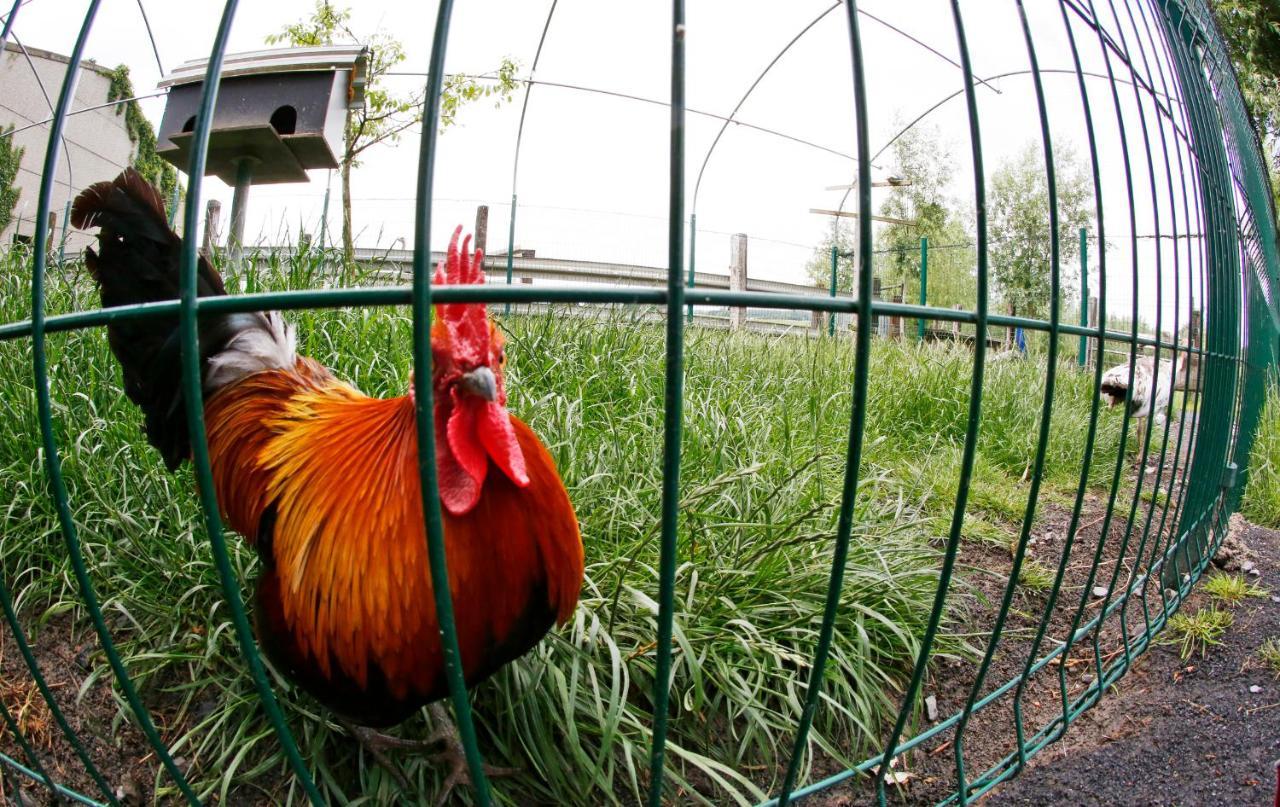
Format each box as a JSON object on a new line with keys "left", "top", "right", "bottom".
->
{"left": 1017, "top": 560, "right": 1056, "bottom": 593}
{"left": 0, "top": 247, "right": 1131, "bottom": 804}
{"left": 1257, "top": 638, "right": 1280, "bottom": 678}
{"left": 1160, "top": 607, "right": 1235, "bottom": 660}
{"left": 1201, "top": 573, "right": 1268, "bottom": 606}
{"left": 1242, "top": 374, "right": 1280, "bottom": 526}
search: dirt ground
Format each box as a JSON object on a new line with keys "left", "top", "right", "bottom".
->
{"left": 988, "top": 522, "right": 1280, "bottom": 807}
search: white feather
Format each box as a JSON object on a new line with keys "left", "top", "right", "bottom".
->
{"left": 1100, "top": 355, "right": 1182, "bottom": 424}
{"left": 203, "top": 311, "right": 296, "bottom": 393}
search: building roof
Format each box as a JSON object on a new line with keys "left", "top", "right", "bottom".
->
{"left": 2, "top": 41, "right": 117, "bottom": 78}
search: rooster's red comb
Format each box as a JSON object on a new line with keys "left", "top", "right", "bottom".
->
{"left": 434, "top": 225, "right": 489, "bottom": 366}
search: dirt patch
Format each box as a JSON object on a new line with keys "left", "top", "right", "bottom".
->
{"left": 0, "top": 615, "right": 163, "bottom": 805}
{"left": 804, "top": 448, "right": 1223, "bottom": 805}
{"left": 987, "top": 522, "right": 1280, "bottom": 806}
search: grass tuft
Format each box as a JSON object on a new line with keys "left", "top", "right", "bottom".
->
{"left": 1257, "top": 638, "right": 1280, "bottom": 678}
{"left": 1201, "top": 573, "right": 1268, "bottom": 606}
{"left": 1017, "top": 560, "right": 1055, "bottom": 593}
{"left": 1160, "top": 607, "right": 1234, "bottom": 660}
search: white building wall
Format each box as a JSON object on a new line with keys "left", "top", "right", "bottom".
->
{"left": 0, "top": 43, "right": 136, "bottom": 252}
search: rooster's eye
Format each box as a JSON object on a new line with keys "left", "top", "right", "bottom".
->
{"left": 498, "top": 350, "right": 507, "bottom": 367}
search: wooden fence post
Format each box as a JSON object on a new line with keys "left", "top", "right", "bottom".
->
{"left": 201, "top": 200, "right": 222, "bottom": 257}
{"left": 729, "top": 233, "right": 747, "bottom": 331}
{"left": 475, "top": 205, "right": 489, "bottom": 255}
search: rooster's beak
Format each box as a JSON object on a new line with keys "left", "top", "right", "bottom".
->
{"left": 460, "top": 366, "right": 498, "bottom": 401}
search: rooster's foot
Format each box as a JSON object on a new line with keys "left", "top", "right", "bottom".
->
{"left": 337, "top": 717, "right": 426, "bottom": 793}
{"left": 425, "top": 703, "right": 520, "bottom": 807}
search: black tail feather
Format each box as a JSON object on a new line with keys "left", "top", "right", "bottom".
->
{"left": 72, "top": 168, "right": 230, "bottom": 470}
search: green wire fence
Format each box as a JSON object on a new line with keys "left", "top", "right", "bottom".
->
{"left": 0, "top": 0, "right": 1276, "bottom": 805}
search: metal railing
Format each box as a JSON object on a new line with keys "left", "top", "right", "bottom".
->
{"left": 0, "top": 0, "right": 1276, "bottom": 805}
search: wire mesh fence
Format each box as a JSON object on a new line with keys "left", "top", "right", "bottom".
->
{"left": 0, "top": 0, "right": 1276, "bottom": 805}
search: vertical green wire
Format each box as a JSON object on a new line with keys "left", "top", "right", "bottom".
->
{"left": 645, "top": 2, "right": 685, "bottom": 804}
{"left": 953, "top": 4, "right": 1060, "bottom": 801}
{"left": 776, "top": 4, "right": 873, "bottom": 802}
{"left": 1079, "top": 229, "right": 1088, "bottom": 366}
{"left": 1111, "top": 0, "right": 1185, "bottom": 649}
{"left": 827, "top": 244, "right": 838, "bottom": 337}
{"left": 688, "top": 213, "right": 696, "bottom": 323}
{"left": 505, "top": 192, "right": 516, "bottom": 316}
{"left": 874, "top": 2, "right": 987, "bottom": 802}
{"left": 918, "top": 236, "right": 927, "bottom": 341}
{"left": 506, "top": 0, "right": 558, "bottom": 318}
{"left": 1011, "top": 0, "right": 1109, "bottom": 767}
{"left": 1049, "top": 0, "right": 1145, "bottom": 741}
{"left": 28, "top": 3, "right": 200, "bottom": 801}
{"left": 1146, "top": 0, "right": 1211, "bottom": 604}
{"left": 0, "top": 0, "right": 20, "bottom": 49}
{"left": 1087, "top": 0, "right": 1167, "bottom": 689}
{"left": 411, "top": 0, "right": 492, "bottom": 802}
{"left": 1165, "top": 0, "right": 1225, "bottom": 551}
{"left": 174, "top": 1, "right": 323, "bottom": 801}
{"left": 1165, "top": 0, "right": 1234, "bottom": 571}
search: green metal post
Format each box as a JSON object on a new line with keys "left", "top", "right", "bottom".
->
{"left": 688, "top": 212, "right": 696, "bottom": 322}
{"left": 828, "top": 244, "right": 837, "bottom": 336}
{"left": 505, "top": 192, "right": 516, "bottom": 315}
{"left": 318, "top": 170, "right": 331, "bottom": 250}
{"left": 1079, "top": 227, "right": 1088, "bottom": 367}
{"left": 918, "top": 236, "right": 928, "bottom": 341}
{"left": 57, "top": 200, "right": 69, "bottom": 265}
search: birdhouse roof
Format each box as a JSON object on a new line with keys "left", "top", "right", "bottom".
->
{"left": 158, "top": 45, "right": 368, "bottom": 106}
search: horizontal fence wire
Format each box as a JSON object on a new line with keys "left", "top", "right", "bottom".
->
{"left": 0, "top": 0, "right": 1275, "bottom": 805}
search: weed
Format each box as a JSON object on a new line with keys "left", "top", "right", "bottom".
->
{"left": 1160, "top": 607, "right": 1234, "bottom": 660}
{"left": 1202, "top": 573, "right": 1268, "bottom": 606}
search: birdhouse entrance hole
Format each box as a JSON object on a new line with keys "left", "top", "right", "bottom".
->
{"left": 269, "top": 104, "right": 297, "bottom": 135}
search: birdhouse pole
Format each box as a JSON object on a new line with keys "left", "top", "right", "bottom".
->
{"left": 227, "top": 156, "right": 258, "bottom": 269}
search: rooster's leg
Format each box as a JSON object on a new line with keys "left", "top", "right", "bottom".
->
{"left": 424, "top": 703, "right": 521, "bottom": 807}
{"left": 337, "top": 717, "right": 423, "bottom": 792}
{"left": 336, "top": 709, "right": 519, "bottom": 805}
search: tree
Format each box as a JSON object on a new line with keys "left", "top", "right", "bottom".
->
{"left": 268, "top": 2, "right": 519, "bottom": 261}
{"left": 875, "top": 121, "right": 975, "bottom": 309}
{"left": 988, "top": 141, "right": 1092, "bottom": 320}
{"left": 107, "top": 66, "right": 180, "bottom": 217}
{"left": 0, "top": 128, "right": 22, "bottom": 235}
{"left": 804, "top": 220, "right": 856, "bottom": 293}
{"left": 1209, "top": 0, "right": 1280, "bottom": 140}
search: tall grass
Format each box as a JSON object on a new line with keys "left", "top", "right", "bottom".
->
{"left": 1242, "top": 373, "right": 1280, "bottom": 527}
{"left": 0, "top": 246, "right": 1122, "bottom": 804}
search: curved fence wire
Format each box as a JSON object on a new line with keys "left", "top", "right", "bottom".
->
{"left": 0, "top": 0, "right": 1276, "bottom": 805}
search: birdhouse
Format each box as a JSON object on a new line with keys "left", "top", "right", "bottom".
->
{"left": 155, "top": 45, "right": 368, "bottom": 185}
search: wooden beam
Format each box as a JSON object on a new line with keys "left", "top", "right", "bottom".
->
{"left": 809, "top": 207, "right": 917, "bottom": 227}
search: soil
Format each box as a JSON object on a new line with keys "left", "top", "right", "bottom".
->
{"left": 806, "top": 514, "right": 1280, "bottom": 807}
{"left": 987, "top": 521, "right": 1280, "bottom": 807}
{"left": 0, "top": 616, "right": 163, "bottom": 805}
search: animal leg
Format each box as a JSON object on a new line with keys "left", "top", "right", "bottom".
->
{"left": 337, "top": 716, "right": 426, "bottom": 792}
{"left": 424, "top": 703, "right": 521, "bottom": 807}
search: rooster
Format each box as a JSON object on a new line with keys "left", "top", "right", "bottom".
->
{"left": 71, "top": 169, "right": 584, "bottom": 801}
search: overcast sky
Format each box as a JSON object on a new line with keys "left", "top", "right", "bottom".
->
{"left": 6, "top": 0, "right": 1225, "bottom": 333}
